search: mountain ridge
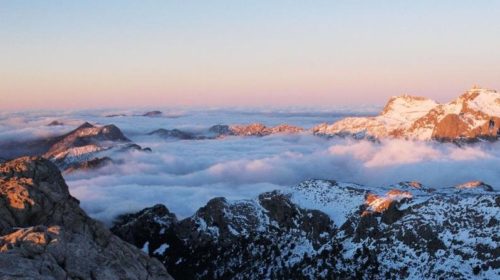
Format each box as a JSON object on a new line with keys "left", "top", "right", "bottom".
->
{"left": 314, "top": 87, "right": 500, "bottom": 141}
{"left": 112, "top": 178, "right": 499, "bottom": 279}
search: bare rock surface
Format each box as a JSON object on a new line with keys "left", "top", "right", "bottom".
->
{"left": 0, "top": 156, "right": 172, "bottom": 280}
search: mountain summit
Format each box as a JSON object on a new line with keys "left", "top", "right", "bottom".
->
{"left": 314, "top": 87, "right": 500, "bottom": 141}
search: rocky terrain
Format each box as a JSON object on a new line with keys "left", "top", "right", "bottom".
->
{"left": 148, "top": 128, "right": 201, "bottom": 140}
{"left": 0, "top": 156, "right": 172, "bottom": 279}
{"left": 42, "top": 122, "right": 147, "bottom": 171}
{"left": 148, "top": 88, "right": 500, "bottom": 143}
{"left": 149, "top": 123, "right": 304, "bottom": 140}
{"left": 313, "top": 87, "right": 500, "bottom": 142}
{"left": 112, "top": 179, "right": 499, "bottom": 279}
{"left": 0, "top": 122, "right": 150, "bottom": 173}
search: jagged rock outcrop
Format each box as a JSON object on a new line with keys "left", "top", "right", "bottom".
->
{"left": 0, "top": 122, "right": 150, "bottom": 172}
{"left": 113, "top": 190, "right": 342, "bottom": 279}
{"left": 40, "top": 122, "right": 149, "bottom": 172}
{"left": 42, "top": 122, "right": 150, "bottom": 172}
{"left": 314, "top": 87, "right": 500, "bottom": 142}
{"left": 0, "top": 156, "right": 172, "bottom": 279}
{"left": 149, "top": 123, "right": 305, "bottom": 141}
{"left": 113, "top": 179, "right": 499, "bottom": 279}
{"left": 229, "top": 123, "right": 304, "bottom": 136}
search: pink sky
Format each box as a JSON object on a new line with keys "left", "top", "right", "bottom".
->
{"left": 1, "top": 1, "right": 500, "bottom": 110}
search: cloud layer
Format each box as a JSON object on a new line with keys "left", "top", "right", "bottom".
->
{"left": 1, "top": 109, "right": 498, "bottom": 223}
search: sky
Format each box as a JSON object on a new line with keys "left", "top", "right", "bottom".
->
{"left": 1, "top": 1, "right": 500, "bottom": 110}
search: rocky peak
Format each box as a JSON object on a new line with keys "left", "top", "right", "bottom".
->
{"left": 0, "top": 156, "right": 172, "bottom": 279}
{"left": 230, "top": 123, "right": 269, "bottom": 136}
{"left": 45, "top": 122, "right": 130, "bottom": 157}
{"left": 460, "top": 86, "right": 498, "bottom": 100}
{"left": 112, "top": 189, "right": 340, "bottom": 279}
{"left": 455, "top": 180, "right": 494, "bottom": 192}
{"left": 315, "top": 87, "right": 500, "bottom": 141}
{"left": 229, "top": 123, "right": 304, "bottom": 136}
{"left": 381, "top": 95, "right": 437, "bottom": 117}
{"left": 40, "top": 122, "right": 149, "bottom": 172}
{"left": 112, "top": 179, "right": 499, "bottom": 279}
{"left": 456, "top": 87, "right": 500, "bottom": 116}
{"left": 76, "top": 121, "right": 95, "bottom": 130}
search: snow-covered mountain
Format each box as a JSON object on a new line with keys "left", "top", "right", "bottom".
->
{"left": 313, "top": 87, "right": 500, "bottom": 141}
{"left": 111, "top": 179, "right": 499, "bottom": 279}
{"left": 43, "top": 122, "right": 150, "bottom": 171}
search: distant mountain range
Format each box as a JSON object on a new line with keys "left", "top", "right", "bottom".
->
{"left": 1, "top": 87, "right": 499, "bottom": 174}
{"left": 0, "top": 88, "right": 499, "bottom": 279}
{"left": 314, "top": 87, "right": 500, "bottom": 142}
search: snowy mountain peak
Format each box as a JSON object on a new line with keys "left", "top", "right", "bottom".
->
{"left": 458, "top": 87, "right": 500, "bottom": 117}
{"left": 111, "top": 178, "right": 499, "bottom": 279}
{"left": 42, "top": 122, "right": 149, "bottom": 171}
{"left": 314, "top": 87, "right": 500, "bottom": 141}
{"left": 381, "top": 95, "right": 438, "bottom": 122}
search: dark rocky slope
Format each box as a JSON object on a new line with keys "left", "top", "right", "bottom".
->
{"left": 112, "top": 180, "right": 499, "bottom": 280}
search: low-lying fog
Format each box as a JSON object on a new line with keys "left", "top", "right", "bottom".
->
{"left": 1, "top": 108, "right": 498, "bottom": 223}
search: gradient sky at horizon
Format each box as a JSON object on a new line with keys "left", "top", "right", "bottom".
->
{"left": 1, "top": 1, "right": 500, "bottom": 110}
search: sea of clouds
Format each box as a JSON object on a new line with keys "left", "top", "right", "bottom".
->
{"left": 1, "top": 108, "right": 499, "bottom": 223}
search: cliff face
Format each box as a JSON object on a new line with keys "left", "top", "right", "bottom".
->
{"left": 112, "top": 179, "right": 499, "bottom": 280}
{"left": 0, "top": 157, "right": 172, "bottom": 280}
{"left": 314, "top": 87, "right": 500, "bottom": 142}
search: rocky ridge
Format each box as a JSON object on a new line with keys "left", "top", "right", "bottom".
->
{"left": 148, "top": 123, "right": 305, "bottom": 140}
{"left": 313, "top": 87, "right": 500, "bottom": 141}
{"left": 0, "top": 122, "right": 150, "bottom": 173}
{"left": 0, "top": 156, "right": 172, "bottom": 279}
{"left": 112, "top": 179, "right": 499, "bottom": 280}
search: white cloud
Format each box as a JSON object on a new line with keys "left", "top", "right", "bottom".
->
{"left": 1, "top": 109, "right": 498, "bottom": 224}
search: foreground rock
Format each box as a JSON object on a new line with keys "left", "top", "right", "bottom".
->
{"left": 113, "top": 180, "right": 499, "bottom": 279}
{"left": 314, "top": 86, "right": 500, "bottom": 142}
{"left": 0, "top": 157, "right": 172, "bottom": 279}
